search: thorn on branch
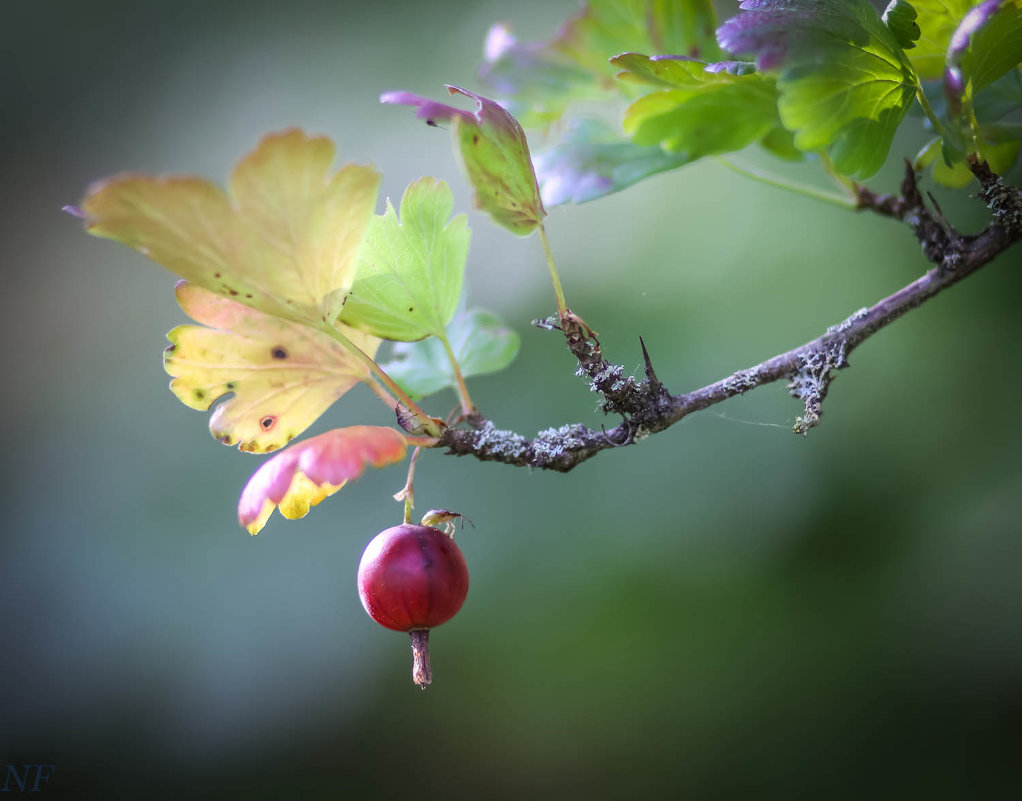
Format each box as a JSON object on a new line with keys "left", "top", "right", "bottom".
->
{"left": 639, "top": 336, "right": 661, "bottom": 389}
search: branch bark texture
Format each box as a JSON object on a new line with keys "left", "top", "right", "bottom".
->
{"left": 439, "top": 162, "right": 1022, "bottom": 471}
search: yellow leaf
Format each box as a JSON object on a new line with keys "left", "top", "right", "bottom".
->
{"left": 166, "top": 282, "right": 381, "bottom": 453}
{"left": 82, "top": 129, "right": 380, "bottom": 326}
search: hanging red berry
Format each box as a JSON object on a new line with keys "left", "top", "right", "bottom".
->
{"left": 357, "top": 524, "right": 469, "bottom": 687}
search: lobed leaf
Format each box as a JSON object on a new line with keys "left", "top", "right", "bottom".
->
{"left": 338, "top": 177, "right": 469, "bottom": 341}
{"left": 381, "top": 87, "right": 545, "bottom": 235}
{"left": 238, "top": 426, "right": 408, "bottom": 535}
{"left": 81, "top": 129, "right": 380, "bottom": 327}
{"left": 918, "top": 125, "right": 1022, "bottom": 187}
{"left": 883, "top": 0, "right": 921, "bottom": 50}
{"left": 166, "top": 282, "right": 380, "bottom": 453}
{"left": 614, "top": 54, "right": 780, "bottom": 156}
{"left": 717, "top": 0, "right": 918, "bottom": 178}
{"left": 380, "top": 309, "right": 520, "bottom": 400}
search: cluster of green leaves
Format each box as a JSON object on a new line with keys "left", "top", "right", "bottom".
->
{"left": 478, "top": 0, "right": 1022, "bottom": 202}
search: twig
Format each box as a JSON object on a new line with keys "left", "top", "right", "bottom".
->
{"left": 439, "top": 163, "right": 1022, "bottom": 471}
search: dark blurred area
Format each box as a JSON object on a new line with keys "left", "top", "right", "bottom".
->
{"left": 2, "top": 1, "right": 1020, "bottom": 798}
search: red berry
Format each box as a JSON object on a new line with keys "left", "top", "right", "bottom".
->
{"left": 357, "top": 524, "right": 469, "bottom": 686}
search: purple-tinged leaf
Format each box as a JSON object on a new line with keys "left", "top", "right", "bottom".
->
{"left": 943, "top": 0, "right": 1022, "bottom": 113}
{"left": 532, "top": 118, "right": 691, "bottom": 206}
{"left": 908, "top": 1, "right": 973, "bottom": 80}
{"left": 382, "top": 86, "right": 545, "bottom": 235}
{"left": 717, "top": 0, "right": 917, "bottom": 178}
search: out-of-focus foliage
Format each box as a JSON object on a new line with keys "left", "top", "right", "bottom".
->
{"left": 381, "top": 308, "right": 521, "bottom": 400}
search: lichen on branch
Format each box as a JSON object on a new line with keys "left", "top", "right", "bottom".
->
{"left": 439, "top": 162, "right": 1022, "bottom": 471}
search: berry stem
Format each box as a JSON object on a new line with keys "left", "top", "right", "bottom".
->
{"left": 409, "top": 629, "right": 432, "bottom": 687}
{"left": 393, "top": 446, "right": 421, "bottom": 524}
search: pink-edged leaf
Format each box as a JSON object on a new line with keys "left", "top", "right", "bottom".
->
{"left": 238, "top": 426, "right": 408, "bottom": 535}
{"left": 382, "top": 86, "right": 545, "bottom": 235}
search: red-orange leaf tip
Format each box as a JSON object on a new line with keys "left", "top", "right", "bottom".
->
{"left": 238, "top": 426, "right": 408, "bottom": 535}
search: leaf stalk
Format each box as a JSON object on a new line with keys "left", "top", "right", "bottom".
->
{"left": 713, "top": 157, "right": 857, "bottom": 210}
{"left": 538, "top": 223, "right": 569, "bottom": 319}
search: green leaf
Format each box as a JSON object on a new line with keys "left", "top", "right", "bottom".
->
{"left": 534, "top": 118, "right": 691, "bottom": 206}
{"left": 758, "top": 125, "right": 805, "bottom": 161}
{"left": 382, "top": 87, "right": 545, "bottom": 235}
{"left": 380, "top": 309, "right": 521, "bottom": 400}
{"left": 905, "top": 0, "right": 972, "bottom": 79}
{"left": 915, "top": 124, "right": 1021, "bottom": 187}
{"left": 614, "top": 54, "right": 780, "bottom": 156}
{"left": 718, "top": 0, "right": 918, "bottom": 179}
{"left": 972, "top": 68, "right": 1022, "bottom": 121}
{"left": 338, "top": 177, "right": 469, "bottom": 342}
{"left": 480, "top": 0, "right": 723, "bottom": 127}
{"left": 946, "top": 0, "right": 1022, "bottom": 101}
{"left": 883, "top": 1, "right": 921, "bottom": 50}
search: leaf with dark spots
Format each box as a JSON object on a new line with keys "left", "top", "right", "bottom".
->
{"left": 165, "top": 282, "right": 380, "bottom": 454}
{"left": 382, "top": 88, "right": 544, "bottom": 235}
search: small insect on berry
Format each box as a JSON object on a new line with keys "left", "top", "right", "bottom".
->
{"left": 357, "top": 523, "right": 469, "bottom": 688}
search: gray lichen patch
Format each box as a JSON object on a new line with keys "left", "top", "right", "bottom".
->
{"left": 532, "top": 423, "right": 590, "bottom": 461}
{"left": 724, "top": 366, "right": 766, "bottom": 395}
{"left": 980, "top": 178, "right": 1022, "bottom": 233}
{"left": 787, "top": 344, "right": 845, "bottom": 436}
{"left": 470, "top": 421, "right": 528, "bottom": 461}
{"left": 827, "top": 307, "right": 868, "bottom": 336}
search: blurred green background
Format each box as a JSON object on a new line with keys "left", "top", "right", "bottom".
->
{"left": 2, "top": 1, "right": 1020, "bottom": 798}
